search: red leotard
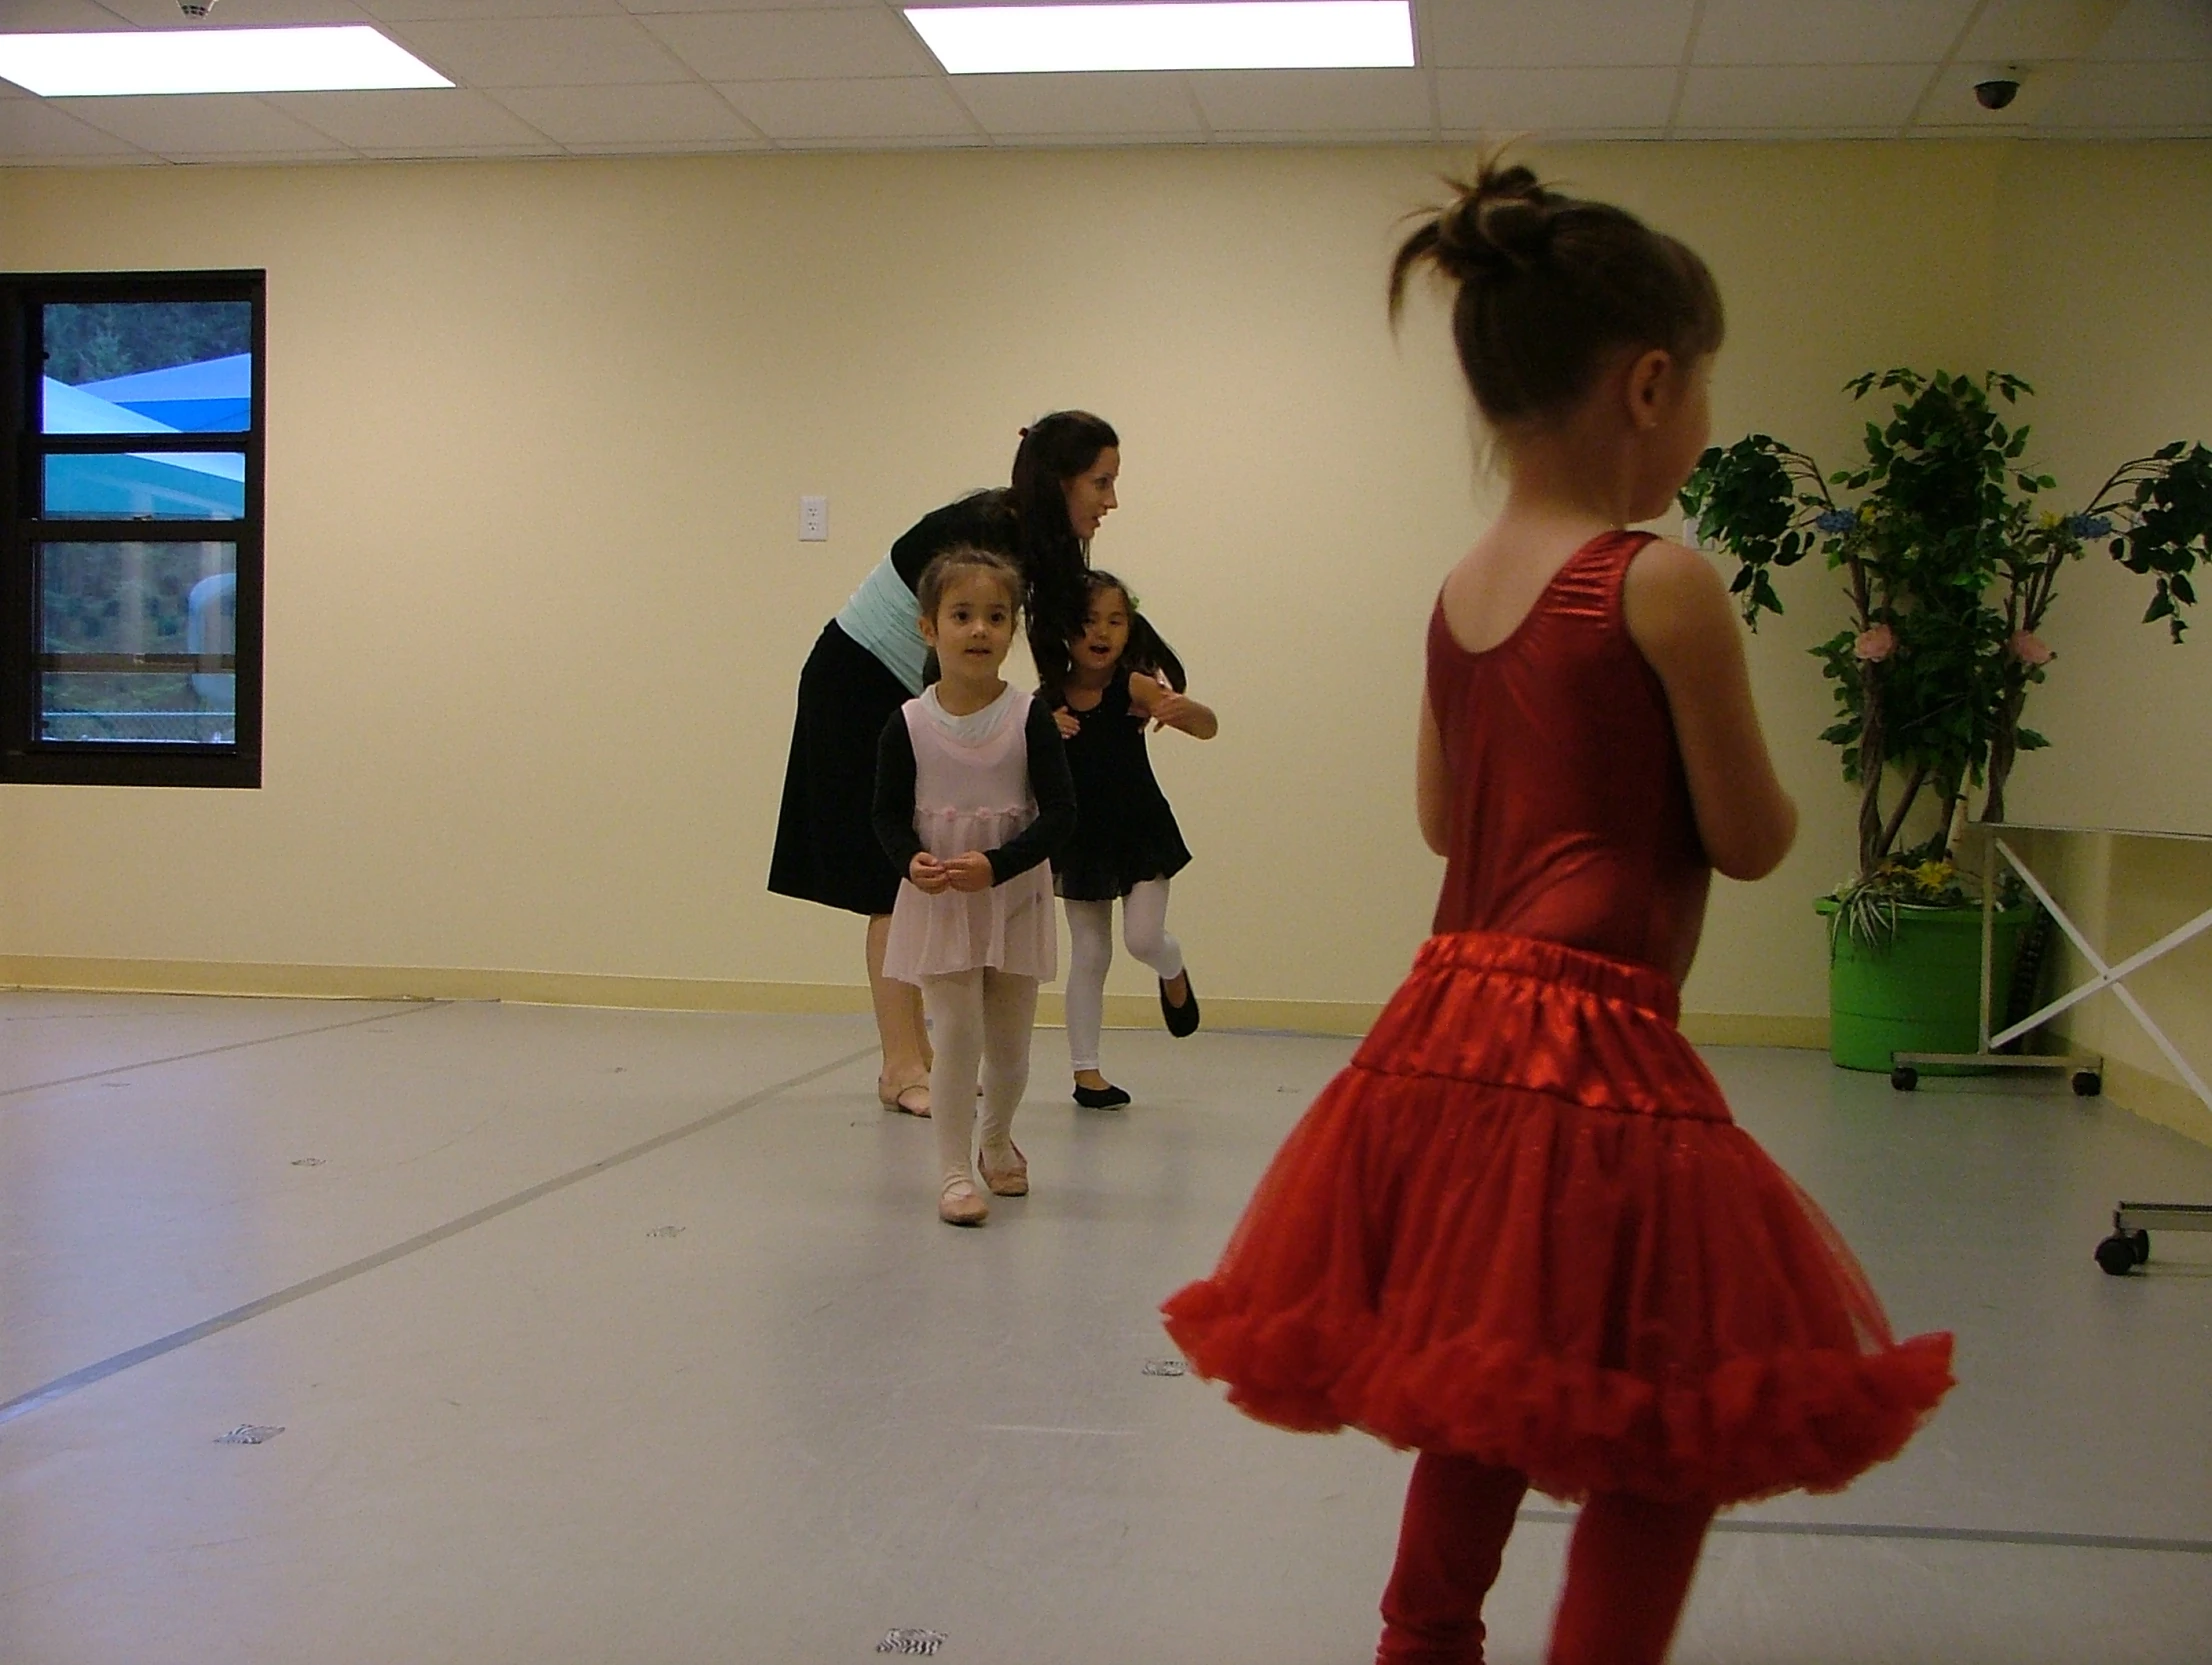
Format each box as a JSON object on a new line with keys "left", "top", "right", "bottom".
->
{"left": 1428, "top": 531, "right": 1709, "bottom": 983}
{"left": 1162, "top": 530, "right": 1952, "bottom": 1507}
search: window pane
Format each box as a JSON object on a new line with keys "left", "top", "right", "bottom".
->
{"left": 38, "top": 541, "right": 237, "bottom": 745}
{"left": 44, "top": 451, "right": 246, "bottom": 520}
{"left": 41, "top": 301, "right": 253, "bottom": 435}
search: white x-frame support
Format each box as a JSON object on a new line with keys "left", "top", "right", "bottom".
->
{"left": 1988, "top": 833, "right": 2212, "bottom": 1115}
{"left": 1895, "top": 822, "right": 2212, "bottom": 1113}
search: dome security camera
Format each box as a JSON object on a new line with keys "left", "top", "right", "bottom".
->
{"left": 1973, "top": 77, "right": 2021, "bottom": 111}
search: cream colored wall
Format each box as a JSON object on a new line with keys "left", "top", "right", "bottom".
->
{"left": 1982, "top": 145, "right": 2212, "bottom": 1139}
{"left": 0, "top": 137, "right": 2158, "bottom": 1033}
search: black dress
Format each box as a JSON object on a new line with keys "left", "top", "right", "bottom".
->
{"left": 1052, "top": 675, "right": 1192, "bottom": 902}
{"left": 768, "top": 493, "right": 1018, "bottom": 916}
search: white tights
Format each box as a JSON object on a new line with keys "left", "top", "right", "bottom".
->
{"left": 1063, "top": 879, "right": 1184, "bottom": 1075}
{"left": 921, "top": 968, "right": 1039, "bottom": 1189}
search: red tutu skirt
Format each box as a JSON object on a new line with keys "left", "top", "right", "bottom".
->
{"left": 1161, "top": 933, "right": 1954, "bottom": 1506}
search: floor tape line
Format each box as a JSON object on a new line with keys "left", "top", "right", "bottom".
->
{"left": 0, "top": 998, "right": 447, "bottom": 1104}
{"left": 0, "top": 1041, "right": 879, "bottom": 1428}
{"left": 1520, "top": 1508, "right": 2212, "bottom": 1556}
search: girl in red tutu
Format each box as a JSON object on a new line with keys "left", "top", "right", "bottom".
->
{"left": 1160, "top": 161, "right": 1954, "bottom": 1665}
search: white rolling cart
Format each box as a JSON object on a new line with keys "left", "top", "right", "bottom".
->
{"left": 1885, "top": 821, "right": 2212, "bottom": 1277}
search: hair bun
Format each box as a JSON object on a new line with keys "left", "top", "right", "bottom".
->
{"left": 1430, "top": 161, "right": 1556, "bottom": 281}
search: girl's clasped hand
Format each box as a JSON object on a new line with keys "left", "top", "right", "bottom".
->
{"left": 905, "top": 851, "right": 994, "bottom": 894}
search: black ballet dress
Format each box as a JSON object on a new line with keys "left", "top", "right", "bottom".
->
{"left": 1051, "top": 674, "right": 1192, "bottom": 902}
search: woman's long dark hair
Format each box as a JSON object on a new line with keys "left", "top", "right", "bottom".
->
{"left": 1008, "top": 410, "right": 1118, "bottom": 690}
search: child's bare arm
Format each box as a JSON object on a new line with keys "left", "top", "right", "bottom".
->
{"left": 1416, "top": 691, "right": 1450, "bottom": 857}
{"left": 1622, "top": 540, "right": 1798, "bottom": 881}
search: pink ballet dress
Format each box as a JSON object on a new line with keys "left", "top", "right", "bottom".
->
{"left": 881, "top": 686, "right": 1060, "bottom": 985}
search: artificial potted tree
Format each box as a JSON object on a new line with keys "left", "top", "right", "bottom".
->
{"left": 1679, "top": 369, "right": 2211, "bottom": 1070}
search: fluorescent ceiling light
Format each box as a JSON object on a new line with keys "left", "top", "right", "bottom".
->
{"left": 0, "top": 26, "right": 451, "bottom": 98}
{"left": 904, "top": 1, "right": 1415, "bottom": 74}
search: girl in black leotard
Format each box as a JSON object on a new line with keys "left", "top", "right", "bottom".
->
{"left": 1047, "top": 571, "right": 1216, "bottom": 1110}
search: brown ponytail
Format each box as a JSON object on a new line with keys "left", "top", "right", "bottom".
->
{"left": 1391, "top": 155, "right": 1723, "bottom": 429}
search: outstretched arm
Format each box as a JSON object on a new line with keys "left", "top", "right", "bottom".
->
{"left": 1622, "top": 539, "right": 1798, "bottom": 881}
{"left": 1129, "top": 670, "right": 1219, "bottom": 739}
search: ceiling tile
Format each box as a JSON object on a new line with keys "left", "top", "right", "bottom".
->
{"left": 494, "top": 79, "right": 757, "bottom": 141}
{"left": 1417, "top": 0, "right": 1695, "bottom": 69}
{"left": 165, "top": 148, "right": 366, "bottom": 162}
{"left": 781, "top": 131, "right": 986, "bottom": 150}
{"left": 364, "top": 0, "right": 626, "bottom": 17}
{"left": 263, "top": 87, "right": 555, "bottom": 145}
{"left": 1434, "top": 65, "right": 1677, "bottom": 129}
{"left": 1677, "top": 62, "right": 1933, "bottom": 126}
{"left": 2091, "top": 0, "right": 2212, "bottom": 61}
{"left": 1671, "top": 124, "right": 1902, "bottom": 138}
{"left": 357, "top": 140, "right": 564, "bottom": 155}
{"left": 1191, "top": 67, "right": 1431, "bottom": 132}
{"left": 0, "top": 0, "right": 144, "bottom": 28}
{"left": 63, "top": 92, "right": 357, "bottom": 152}
{"left": 390, "top": 15, "right": 692, "bottom": 85}
{"left": 718, "top": 73, "right": 975, "bottom": 138}
{"left": 951, "top": 71, "right": 1201, "bottom": 138}
{"left": 1959, "top": 0, "right": 2131, "bottom": 63}
{"left": 1695, "top": 0, "right": 1974, "bottom": 64}
{"left": 640, "top": 8, "right": 936, "bottom": 80}
{"left": 624, "top": 0, "right": 879, "bottom": 11}
{"left": 982, "top": 128, "right": 1208, "bottom": 148}
{"left": 0, "top": 94, "right": 148, "bottom": 157}
{"left": 85, "top": 0, "right": 374, "bottom": 23}
{"left": 2039, "top": 56, "right": 2212, "bottom": 124}
{"left": 559, "top": 136, "right": 770, "bottom": 152}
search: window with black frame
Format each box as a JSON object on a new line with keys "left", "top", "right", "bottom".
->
{"left": 2, "top": 272, "right": 264, "bottom": 787}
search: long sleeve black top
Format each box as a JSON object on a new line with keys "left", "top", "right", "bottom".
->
{"left": 872, "top": 699, "right": 1078, "bottom": 886}
{"left": 889, "top": 492, "right": 1021, "bottom": 590}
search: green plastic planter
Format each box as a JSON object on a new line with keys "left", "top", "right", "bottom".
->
{"left": 1817, "top": 900, "right": 2035, "bottom": 1073}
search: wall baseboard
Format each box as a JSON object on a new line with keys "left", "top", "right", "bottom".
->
{"left": 2096, "top": 1054, "right": 2212, "bottom": 1151}
{"left": 0, "top": 954, "right": 1833, "bottom": 1051}
{"left": 14, "top": 952, "right": 2202, "bottom": 1147}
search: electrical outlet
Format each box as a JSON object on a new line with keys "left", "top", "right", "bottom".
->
{"left": 799, "top": 495, "right": 829, "bottom": 542}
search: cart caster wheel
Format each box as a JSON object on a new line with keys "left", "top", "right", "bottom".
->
{"left": 1891, "top": 1066, "right": 1919, "bottom": 1092}
{"left": 2072, "top": 1070, "right": 2102, "bottom": 1097}
{"left": 2095, "top": 1234, "right": 2138, "bottom": 1276}
{"left": 2131, "top": 1228, "right": 2152, "bottom": 1266}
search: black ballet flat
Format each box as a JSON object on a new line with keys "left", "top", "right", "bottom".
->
{"left": 1073, "top": 1082, "right": 1132, "bottom": 1110}
{"left": 1160, "top": 973, "right": 1200, "bottom": 1038}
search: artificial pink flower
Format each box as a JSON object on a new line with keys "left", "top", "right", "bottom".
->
{"left": 2008, "top": 630, "right": 2053, "bottom": 665}
{"left": 1853, "top": 623, "right": 1897, "bottom": 662}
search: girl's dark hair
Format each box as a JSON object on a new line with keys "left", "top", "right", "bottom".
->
{"left": 1389, "top": 156, "right": 1724, "bottom": 429}
{"left": 1008, "top": 409, "right": 1119, "bottom": 689}
{"left": 1058, "top": 569, "right": 1186, "bottom": 700}
{"left": 916, "top": 545, "right": 1024, "bottom": 622}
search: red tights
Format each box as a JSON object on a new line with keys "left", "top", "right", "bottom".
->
{"left": 1377, "top": 1454, "right": 1713, "bottom": 1665}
